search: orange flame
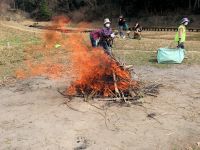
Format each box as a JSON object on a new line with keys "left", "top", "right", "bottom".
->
{"left": 15, "top": 16, "right": 138, "bottom": 97}
{"left": 62, "top": 24, "right": 138, "bottom": 97}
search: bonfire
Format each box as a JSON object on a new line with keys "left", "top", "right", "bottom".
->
{"left": 64, "top": 54, "right": 140, "bottom": 102}
{"left": 52, "top": 17, "right": 141, "bottom": 102}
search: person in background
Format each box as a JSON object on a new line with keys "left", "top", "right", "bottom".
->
{"left": 175, "top": 18, "right": 190, "bottom": 49}
{"left": 99, "top": 18, "right": 115, "bottom": 55}
{"left": 118, "top": 15, "right": 127, "bottom": 38}
{"left": 90, "top": 29, "right": 101, "bottom": 47}
{"left": 133, "top": 22, "right": 142, "bottom": 40}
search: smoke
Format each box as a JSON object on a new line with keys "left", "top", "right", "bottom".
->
{"left": 15, "top": 16, "right": 79, "bottom": 79}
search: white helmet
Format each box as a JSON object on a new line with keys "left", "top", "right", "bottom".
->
{"left": 181, "top": 17, "right": 190, "bottom": 24}
{"left": 104, "top": 18, "right": 111, "bottom": 24}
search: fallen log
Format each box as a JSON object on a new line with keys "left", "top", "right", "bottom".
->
{"left": 112, "top": 72, "right": 121, "bottom": 98}
{"left": 96, "top": 97, "right": 139, "bottom": 102}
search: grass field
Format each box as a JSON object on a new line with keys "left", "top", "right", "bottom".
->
{"left": 0, "top": 23, "right": 42, "bottom": 80}
{"left": 113, "top": 31, "right": 200, "bottom": 67}
{"left": 0, "top": 22, "right": 200, "bottom": 80}
{"left": 114, "top": 32, "right": 200, "bottom": 68}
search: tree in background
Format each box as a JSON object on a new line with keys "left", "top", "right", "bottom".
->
{"left": 37, "top": 0, "right": 52, "bottom": 20}
{"left": 8, "top": 0, "right": 200, "bottom": 21}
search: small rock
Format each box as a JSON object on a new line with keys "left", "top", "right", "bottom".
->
{"left": 74, "top": 136, "right": 89, "bottom": 150}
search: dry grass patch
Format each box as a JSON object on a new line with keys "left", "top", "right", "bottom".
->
{"left": 113, "top": 31, "right": 200, "bottom": 67}
{"left": 0, "top": 24, "right": 41, "bottom": 80}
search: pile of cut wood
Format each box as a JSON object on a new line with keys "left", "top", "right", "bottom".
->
{"left": 59, "top": 56, "right": 161, "bottom": 103}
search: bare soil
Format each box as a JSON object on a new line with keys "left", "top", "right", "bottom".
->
{"left": 1, "top": 65, "right": 200, "bottom": 150}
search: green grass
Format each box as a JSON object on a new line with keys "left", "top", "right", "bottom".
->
{"left": 0, "top": 25, "right": 42, "bottom": 80}
{"left": 172, "top": 144, "right": 200, "bottom": 150}
{"left": 0, "top": 34, "right": 40, "bottom": 48}
{"left": 187, "top": 34, "right": 200, "bottom": 41}
{"left": 112, "top": 32, "right": 200, "bottom": 68}
{"left": 0, "top": 23, "right": 41, "bottom": 48}
{"left": 113, "top": 49, "right": 200, "bottom": 68}
{"left": 113, "top": 50, "right": 171, "bottom": 68}
{"left": 0, "top": 46, "right": 26, "bottom": 80}
{"left": 0, "top": 47, "right": 24, "bottom": 65}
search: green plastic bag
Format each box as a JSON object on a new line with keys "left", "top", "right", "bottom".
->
{"left": 157, "top": 48, "right": 185, "bottom": 64}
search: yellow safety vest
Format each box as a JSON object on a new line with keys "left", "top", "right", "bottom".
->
{"left": 175, "top": 25, "right": 186, "bottom": 43}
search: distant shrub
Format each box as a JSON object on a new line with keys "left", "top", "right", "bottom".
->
{"left": 37, "top": 0, "right": 52, "bottom": 21}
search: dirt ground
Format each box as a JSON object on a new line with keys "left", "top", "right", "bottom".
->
{"left": 1, "top": 65, "right": 200, "bottom": 150}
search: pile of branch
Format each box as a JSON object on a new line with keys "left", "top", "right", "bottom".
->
{"left": 141, "top": 83, "right": 162, "bottom": 97}
{"left": 59, "top": 57, "right": 161, "bottom": 103}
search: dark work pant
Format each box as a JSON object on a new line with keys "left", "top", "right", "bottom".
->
{"left": 119, "top": 26, "right": 124, "bottom": 37}
{"left": 177, "top": 42, "right": 184, "bottom": 49}
{"left": 100, "top": 40, "right": 112, "bottom": 55}
{"left": 90, "top": 35, "right": 98, "bottom": 47}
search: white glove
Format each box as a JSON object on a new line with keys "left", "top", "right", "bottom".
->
{"left": 110, "top": 33, "right": 115, "bottom": 38}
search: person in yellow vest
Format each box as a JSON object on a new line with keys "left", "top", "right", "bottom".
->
{"left": 175, "top": 18, "right": 190, "bottom": 49}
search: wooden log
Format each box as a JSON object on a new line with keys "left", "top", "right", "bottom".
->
{"left": 112, "top": 72, "right": 121, "bottom": 98}
{"left": 120, "top": 91, "right": 127, "bottom": 103}
{"left": 97, "top": 97, "right": 138, "bottom": 101}
{"left": 145, "top": 93, "right": 158, "bottom": 97}
{"left": 88, "top": 90, "right": 96, "bottom": 100}
{"left": 107, "top": 88, "right": 117, "bottom": 97}
{"left": 80, "top": 89, "right": 88, "bottom": 101}
{"left": 124, "top": 65, "right": 134, "bottom": 70}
